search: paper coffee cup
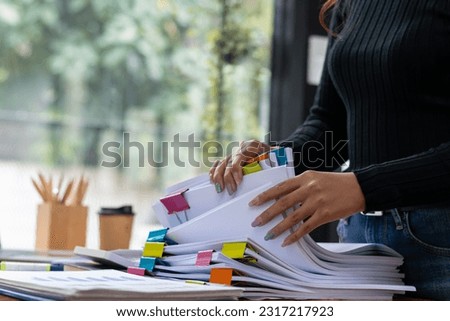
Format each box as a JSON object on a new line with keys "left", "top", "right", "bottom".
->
{"left": 98, "top": 205, "right": 134, "bottom": 250}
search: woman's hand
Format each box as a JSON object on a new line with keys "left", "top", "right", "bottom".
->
{"left": 209, "top": 140, "right": 271, "bottom": 194}
{"left": 249, "top": 170, "right": 366, "bottom": 246}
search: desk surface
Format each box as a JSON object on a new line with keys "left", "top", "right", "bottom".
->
{"left": 0, "top": 294, "right": 19, "bottom": 301}
{"left": 0, "top": 249, "right": 74, "bottom": 263}
{"left": 0, "top": 249, "right": 78, "bottom": 301}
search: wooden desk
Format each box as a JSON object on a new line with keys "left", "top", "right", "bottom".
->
{"left": 0, "top": 249, "right": 76, "bottom": 301}
{"left": 0, "top": 249, "right": 74, "bottom": 263}
{"left": 0, "top": 294, "right": 19, "bottom": 301}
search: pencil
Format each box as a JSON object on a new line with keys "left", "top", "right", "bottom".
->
{"left": 56, "top": 175, "right": 64, "bottom": 202}
{"left": 38, "top": 173, "right": 51, "bottom": 201}
{"left": 48, "top": 176, "right": 55, "bottom": 203}
{"left": 61, "top": 179, "right": 74, "bottom": 205}
{"left": 31, "top": 178, "right": 46, "bottom": 202}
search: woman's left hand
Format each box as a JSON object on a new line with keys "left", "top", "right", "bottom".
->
{"left": 249, "top": 170, "right": 366, "bottom": 246}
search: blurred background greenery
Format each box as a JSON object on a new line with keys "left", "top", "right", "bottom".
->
{"left": 0, "top": 0, "right": 274, "bottom": 249}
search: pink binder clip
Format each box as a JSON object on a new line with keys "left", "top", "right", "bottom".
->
{"left": 195, "top": 250, "right": 213, "bottom": 266}
{"left": 127, "top": 266, "right": 146, "bottom": 276}
{"left": 160, "top": 189, "right": 190, "bottom": 214}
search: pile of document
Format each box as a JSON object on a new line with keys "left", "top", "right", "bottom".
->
{"left": 150, "top": 148, "right": 416, "bottom": 300}
{"left": 0, "top": 269, "right": 243, "bottom": 300}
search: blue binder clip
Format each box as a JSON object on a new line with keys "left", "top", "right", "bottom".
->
{"left": 139, "top": 257, "right": 156, "bottom": 271}
{"left": 146, "top": 228, "right": 177, "bottom": 245}
{"left": 271, "top": 147, "right": 288, "bottom": 166}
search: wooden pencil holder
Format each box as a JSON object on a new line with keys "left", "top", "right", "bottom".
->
{"left": 35, "top": 202, "right": 88, "bottom": 251}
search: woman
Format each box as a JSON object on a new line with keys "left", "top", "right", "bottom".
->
{"left": 210, "top": 0, "right": 450, "bottom": 300}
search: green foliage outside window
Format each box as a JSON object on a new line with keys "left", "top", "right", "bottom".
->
{"left": 0, "top": 0, "right": 273, "bottom": 187}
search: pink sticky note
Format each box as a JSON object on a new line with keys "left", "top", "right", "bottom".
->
{"left": 127, "top": 266, "right": 146, "bottom": 276}
{"left": 160, "top": 189, "right": 190, "bottom": 214}
{"left": 195, "top": 250, "right": 213, "bottom": 266}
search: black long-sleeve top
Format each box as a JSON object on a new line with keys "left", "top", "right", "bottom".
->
{"left": 282, "top": 0, "right": 450, "bottom": 211}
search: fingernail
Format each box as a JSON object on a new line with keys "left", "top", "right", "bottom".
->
{"left": 226, "top": 186, "right": 234, "bottom": 195}
{"left": 215, "top": 183, "right": 222, "bottom": 193}
{"left": 281, "top": 239, "right": 291, "bottom": 247}
{"left": 251, "top": 217, "right": 262, "bottom": 227}
{"left": 264, "top": 232, "right": 275, "bottom": 241}
{"left": 248, "top": 197, "right": 259, "bottom": 207}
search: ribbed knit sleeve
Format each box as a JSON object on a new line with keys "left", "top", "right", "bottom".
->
{"left": 283, "top": 0, "right": 450, "bottom": 211}
{"left": 355, "top": 141, "right": 450, "bottom": 211}
{"left": 279, "top": 6, "right": 348, "bottom": 175}
{"left": 332, "top": 0, "right": 450, "bottom": 211}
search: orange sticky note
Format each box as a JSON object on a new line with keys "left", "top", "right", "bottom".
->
{"left": 209, "top": 268, "right": 233, "bottom": 286}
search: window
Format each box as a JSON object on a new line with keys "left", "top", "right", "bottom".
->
{"left": 0, "top": 0, "right": 274, "bottom": 249}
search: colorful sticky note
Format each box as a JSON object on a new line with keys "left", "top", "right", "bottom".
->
{"left": 209, "top": 268, "right": 233, "bottom": 286}
{"left": 160, "top": 189, "right": 190, "bottom": 214}
{"left": 127, "top": 266, "right": 146, "bottom": 276}
{"left": 272, "top": 147, "right": 287, "bottom": 165}
{"left": 195, "top": 250, "right": 214, "bottom": 266}
{"left": 143, "top": 242, "right": 165, "bottom": 258}
{"left": 242, "top": 162, "right": 263, "bottom": 175}
{"left": 221, "top": 242, "right": 247, "bottom": 259}
{"left": 146, "top": 228, "right": 169, "bottom": 242}
{"left": 139, "top": 257, "right": 156, "bottom": 271}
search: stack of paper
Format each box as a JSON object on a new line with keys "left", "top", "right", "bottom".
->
{"left": 149, "top": 147, "right": 415, "bottom": 300}
{"left": 153, "top": 151, "right": 295, "bottom": 228}
{"left": 145, "top": 238, "right": 412, "bottom": 300}
{"left": 0, "top": 269, "right": 242, "bottom": 300}
{"left": 73, "top": 247, "right": 142, "bottom": 269}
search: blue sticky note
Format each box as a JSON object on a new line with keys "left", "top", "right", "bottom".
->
{"left": 146, "top": 228, "right": 169, "bottom": 242}
{"left": 146, "top": 228, "right": 177, "bottom": 245}
{"left": 272, "top": 147, "right": 287, "bottom": 166}
{"left": 139, "top": 257, "right": 156, "bottom": 271}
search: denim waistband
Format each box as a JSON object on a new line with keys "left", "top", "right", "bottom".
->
{"left": 361, "top": 206, "right": 450, "bottom": 231}
{"left": 360, "top": 209, "right": 404, "bottom": 229}
{"left": 363, "top": 205, "right": 450, "bottom": 216}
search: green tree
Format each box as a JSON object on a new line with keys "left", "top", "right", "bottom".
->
{"left": 203, "top": 0, "right": 272, "bottom": 146}
{"left": 0, "top": 0, "right": 273, "bottom": 186}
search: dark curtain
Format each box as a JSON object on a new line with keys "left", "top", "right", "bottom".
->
{"left": 269, "top": 0, "right": 338, "bottom": 242}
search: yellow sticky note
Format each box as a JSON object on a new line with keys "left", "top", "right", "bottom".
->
{"left": 143, "top": 242, "right": 165, "bottom": 258}
{"left": 221, "top": 242, "right": 247, "bottom": 259}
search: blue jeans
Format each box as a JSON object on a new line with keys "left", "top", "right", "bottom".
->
{"left": 337, "top": 208, "right": 450, "bottom": 300}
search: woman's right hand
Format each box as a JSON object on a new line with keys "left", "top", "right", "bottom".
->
{"left": 209, "top": 140, "right": 271, "bottom": 194}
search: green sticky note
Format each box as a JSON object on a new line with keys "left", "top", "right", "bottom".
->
{"left": 242, "top": 162, "right": 263, "bottom": 175}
